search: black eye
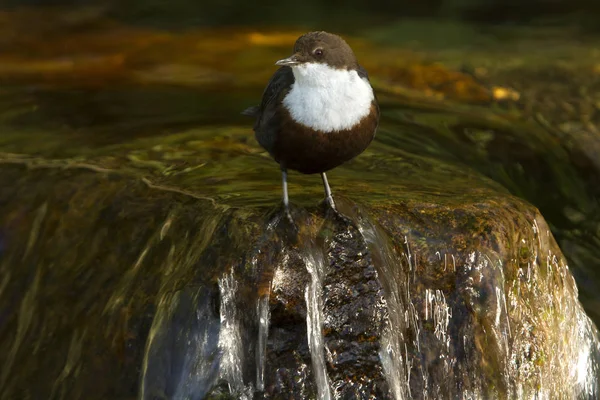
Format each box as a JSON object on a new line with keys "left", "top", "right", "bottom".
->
{"left": 314, "top": 48, "right": 323, "bottom": 56}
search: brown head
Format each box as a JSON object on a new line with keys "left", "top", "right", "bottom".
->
{"left": 275, "top": 31, "right": 359, "bottom": 70}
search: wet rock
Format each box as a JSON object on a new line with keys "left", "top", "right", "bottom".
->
{"left": 0, "top": 155, "right": 598, "bottom": 399}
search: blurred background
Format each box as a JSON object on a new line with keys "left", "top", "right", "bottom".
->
{"left": 1, "top": 1, "right": 600, "bottom": 398}
{"left": 2, "top": 0, "right": 600, "bottom": 30}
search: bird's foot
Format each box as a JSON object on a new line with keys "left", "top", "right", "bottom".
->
{"left": 276, "top": 204, "right": 299, "bottom": 242}
{"left": 284, "top": 206, "right": 294, "bottom": 225}
{"left": 321, "top": 196, "right": 354, "bottom": 225}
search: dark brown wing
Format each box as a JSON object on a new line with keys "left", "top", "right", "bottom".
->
{"left": 250, "top": 66, "right": 294, "bottom": 153}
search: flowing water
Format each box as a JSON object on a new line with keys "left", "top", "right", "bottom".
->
{"left": 256, "top": 294, "right": 270, "bottom": 391}
{"left": 1, "top": 9, "right": 600, "bottom": 400}
{"left": 300, "top": 241, "right": 332, "bottom": 400}
{"left": 353, "top": 210, "right": 411, "bottom": 400}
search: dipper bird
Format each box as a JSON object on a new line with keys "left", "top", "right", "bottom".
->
{"left": 243, "top": 31, "right": 379, "bottom": 216}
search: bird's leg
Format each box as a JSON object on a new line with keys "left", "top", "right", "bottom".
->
{"left": 281, "top": 167, "right": 293, "bottom": 221}
{"left": 321, "top": 172, "right": 336, "bottom": 209}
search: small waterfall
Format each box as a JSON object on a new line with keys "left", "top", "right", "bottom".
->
{"left": 137, "top": 204, "right": 600, "bottom": 400}
{"left": 252, "top": 213, "right": 281, "bottom": 393}
{"left": 256, "top": 293, "right": 270, "bottom": 391}
{"left": 218, "top": 271, "right": 252, "bottom": 399}
{"left": 301, "top": 246, "right": 332, "bottom": 400}
{"left": 354, "top": 212, "right": 411, "bottom": 400}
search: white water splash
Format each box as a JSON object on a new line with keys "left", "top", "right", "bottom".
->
{"left": 302, "top": 249, "right": 332, "bottom": 400}
{"left": 424, "top": 289, "right": 452, "bottom": 351}
{"left": 218, "top": 272, "right": 252, "bottom": 399}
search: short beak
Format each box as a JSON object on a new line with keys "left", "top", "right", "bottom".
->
{"left": 275, "top": 54, "right": 300, "bottom": 67}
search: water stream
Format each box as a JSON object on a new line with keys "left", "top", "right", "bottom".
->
{"left": 300, "top": 241, "right": 333, "bottom": 400}
{"left": 353, "top": 211, "right": 411, "bottom": 400}
{"left": 255, "top": 294, "right": 270, "bottom": 392}
{"left": 218, "top": 272, "right": 252, "bottom": 398}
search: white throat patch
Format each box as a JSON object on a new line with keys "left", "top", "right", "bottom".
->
{"left": 282, "top": 62, "right": 374, "bottom": 133}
